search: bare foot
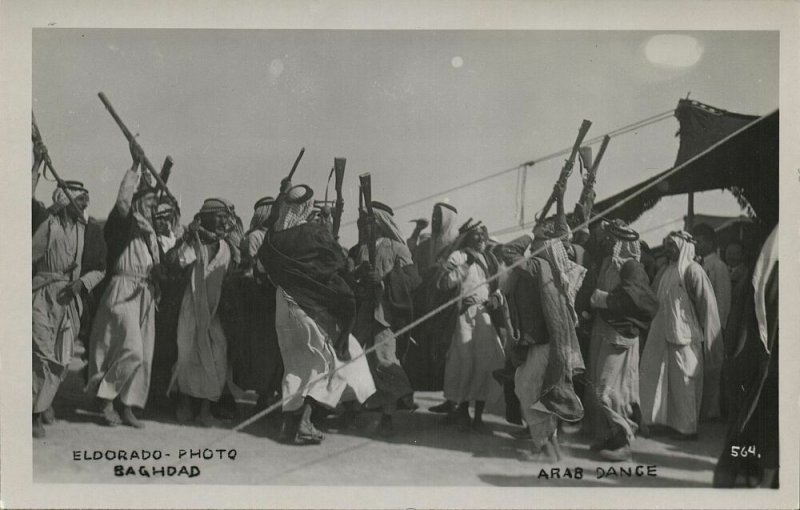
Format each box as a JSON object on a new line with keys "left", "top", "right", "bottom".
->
{"left": 121, "top": 406, "right": 145, "bottom": 429}
{"left": 101, "top": 400, "right": 122, "bottom": 427}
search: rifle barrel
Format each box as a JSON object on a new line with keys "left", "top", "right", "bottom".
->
{"left": 97, "top": 92, "right": 177, "bottom": 204}
{"left": 538, "top": 119, "right": 592, "bottom": 221}
{"left": 287, "top": 147, "right": 306, "bottom": 181}
{"left": 32, "top": 112, "right": 87, "bottom": 224}
{"left": 332, "top": 157, "right": 346, "bottom": 239}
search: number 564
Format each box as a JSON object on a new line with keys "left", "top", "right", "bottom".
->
{"left": 731, "top": 445, "right": 757, "bottom": 457}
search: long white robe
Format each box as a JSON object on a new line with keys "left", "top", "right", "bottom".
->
{"left": 87, "top": 170, "right": 158, "bottom": 409}
{"left": 274, "top": 288, "right": 376, "bottom": 412}
{"left": 32, "top": 215, "right": 103, "bottom": 413}
{"left": 87, "top": 235, "right": 156, "bottom": 408}
{"left": 169, "top": 240, "right": 231, "bottom": 401}
{"left": 640, "top": 261, "right": 721, "bottom": 434}
{"left": 442, "top": 250, "right": 505, "bottom": 403}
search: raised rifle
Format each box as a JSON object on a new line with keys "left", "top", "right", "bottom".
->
{"left": 97, "top": 92, "right": 177, "bottom": 205}
{"left": 358, "top": 173, "right": 377, "bottom": 268}
{"left": 537, "top": 119, "right": 592, "bottom": 222}
{"left": 358, "top": 172, "right": 380, "bottom": 309}
{"left": 332, "top": 158, "right": 346, "bottom": 240}
{"left": 159, "top": 156, "right": 174, "bottom": 185}
{"left": 32, "top": 112, "right": 87, "bottom": 224}
{"left": 575, "top": 135, "right": 610, "bottom": 224}
{"left": 287, "top": 147, "right": 305, "bottom": 181}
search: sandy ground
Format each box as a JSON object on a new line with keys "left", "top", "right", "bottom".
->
{"left": 33, "top": 354, "right": 726, "bottom": 487}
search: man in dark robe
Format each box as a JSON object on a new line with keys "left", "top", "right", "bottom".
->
{"left": 259, "top": 182, "right": 375, "bottom": 445}
{"left": 352, "top": 201, "right": 421, "bottom": 435}
{"left": 713, "top": 226, "right": 778, "bottom": 488}
{"left": 583, "top": 220, "right": 659, "bottom": 461}
{"left": 219, "top": 196, "right": 284, "bottom": 411}
{"left": 149, "top": 199, "right": 183, "bottom": 410}
{"left": 403, "top": 203, "right": 461, "bottom": 403}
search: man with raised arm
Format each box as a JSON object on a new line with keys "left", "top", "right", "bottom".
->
{"left": 165, "top": 198, "right": 240, "bottom": 427}
{"left": 437, "top": 222, "right": 506, "bottom": 432}
{"left": 86, "top": 140, "right": 160, "bottom": 429}
{"left": 32, "top": 144, "right": 104, "bottom": 438}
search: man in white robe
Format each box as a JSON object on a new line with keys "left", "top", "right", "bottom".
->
{"left": 32, "top": 174, "right": 104, "bottom": 438}
{"left": 438, "top": 224, "right": 505, "bottom": 432}
{"left": 87, "top": 142, "right": 160, "bottom": 429}
{"left": 640, "top": 231, "right": 722, "bottom": 438}
{"left": 167, "top": 198, "right": 238, "bottom": 427}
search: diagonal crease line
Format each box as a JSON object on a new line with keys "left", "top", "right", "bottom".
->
{"left": 186, "top": 110, "right": 773, "bottom": 460}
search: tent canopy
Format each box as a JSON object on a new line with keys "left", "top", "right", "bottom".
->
{"left": 594, "top": 100, "right": 778, "bottom": 228}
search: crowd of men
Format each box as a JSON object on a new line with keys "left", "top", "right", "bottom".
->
{"left": 31, "top": 136, "right": 778, "bottom": 485}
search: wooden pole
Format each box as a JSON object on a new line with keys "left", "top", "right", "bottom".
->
{"left": 686, "top": 192, "right": 695, "bottom": 230}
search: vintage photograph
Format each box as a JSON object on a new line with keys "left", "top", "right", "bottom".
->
{"left": 25, "top": 26, "right": 781, "bottom": 491}
{"left": 3, "top": 1, "right": 799, "bottom": 507}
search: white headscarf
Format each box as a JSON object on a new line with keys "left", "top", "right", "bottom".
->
{"left": 249, "top": 203, "right": 273, "bottom": 233}
{"left": 666, "top": 230, "right": 696, "bottom": 282}
{"left": 132, "top": 191, "right": 160, "bottom": 265}
{"left": 429, "top": 203, "right": 459, "bottom": 262}
{"left": 374, "top": 208, "right": 405, "bottom": 244}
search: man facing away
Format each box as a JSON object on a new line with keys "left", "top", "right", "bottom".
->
{"left": 32, "top": 143, "right": 105, "bottom": 437}
{"left": 165, "top": 198, "right": 239, "bottom": 426}
{"left": 504, "top": 214, "right": 587, "bottom": 462}
{"left": 639, "top": 231, "right": 722, "bottom": 439}
{"left": 259, "top": 182, "right": 376, "bottom": 445}
{"left": 86, "top": 140, "right": 160, "bottom": 428}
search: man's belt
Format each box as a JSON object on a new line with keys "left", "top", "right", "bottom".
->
{"left": 111, "top": 271, "right": 152, "bottom": 284}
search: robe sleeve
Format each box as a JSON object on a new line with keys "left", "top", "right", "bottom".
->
{"left": 79, "top": 221, "right": 107, "bottom": 292}
{"left": 115, "top": 167, "right": 140, "bottom": 217}
{"left": 32, "top": 217, "right": 50, "bottom": 265}
{"left": 439, "top": 250, "right": 469, "bottom": 291}
{"left": 685, "top": 263, "right": 723, "bottom": 370}
{"left": 80, "top": 270, "right": 105, "bottom": 292}
{"left": 504, "top": 234, "right": 532, "bottom": 262}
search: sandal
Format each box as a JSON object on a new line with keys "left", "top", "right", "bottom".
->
{"left": 294, "top": 425, "right": 324, "bottom": 445}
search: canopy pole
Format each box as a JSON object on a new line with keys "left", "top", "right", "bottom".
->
{"left": 686, "top": 192, "right": 695, "bottom": 230}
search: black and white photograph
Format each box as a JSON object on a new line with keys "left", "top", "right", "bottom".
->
{"left": 1, "top": 1, "right": 798, "bottom": 509}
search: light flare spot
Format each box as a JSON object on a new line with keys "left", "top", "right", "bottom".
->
{"left": 644, "top": 34, "right": 703, "bottom": 68}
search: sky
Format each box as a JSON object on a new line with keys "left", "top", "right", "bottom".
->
{"left": 32, "top": 29, "right": 778, "bottom": 246}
